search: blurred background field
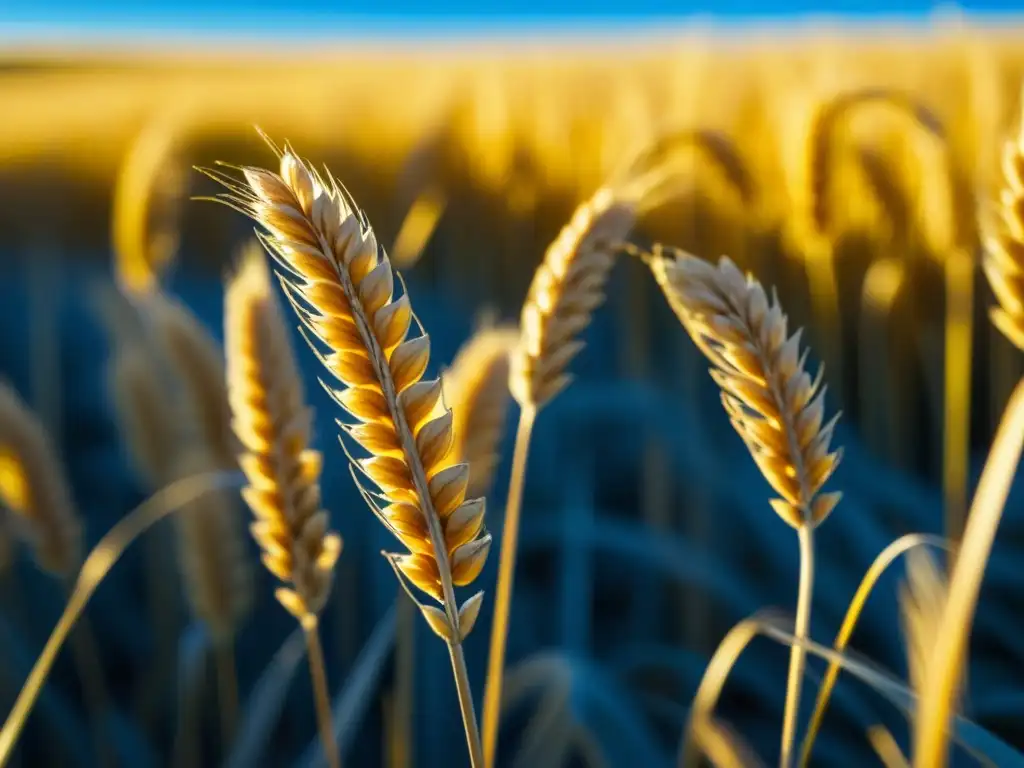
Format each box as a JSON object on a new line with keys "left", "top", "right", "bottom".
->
{"left": 2, "top": 5, "right": 1024, "bottom": 767}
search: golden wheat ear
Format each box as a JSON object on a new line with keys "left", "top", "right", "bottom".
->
{"left": 511, "top": 186, "right": 637, "bottom": 409}
{"left": 645, "top": 248, "right": 842, "bottom": 768}
{"left": 0, "top": 382, "right": 82, "bottom": 577}
{"left": 205, "top": 140, "right": 487, "bottom": 765}
{"left": 206, "top": 147, "right": 489, "bottom": 635}
{"left": 983, "top": 123, "right": 1024, "bottom": 351}
{"left": 225, "top": 242, "right": 342, "bottom": 624}
{"left": 224, "top": 241, "right": 344, "bottom": 768}
{"left": 443, "top": 324, "right": 518, "bottom": 500}
{"left": 648, "top": 249, "right": 842, "bottom": 527}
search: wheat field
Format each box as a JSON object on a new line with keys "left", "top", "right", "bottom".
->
{"left": 1, "top": 16, "right": 1024, "bottom": 768}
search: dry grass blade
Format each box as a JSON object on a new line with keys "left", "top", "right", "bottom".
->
{"left": 225, "top": 244, "right": 342, "bottom": 624}
{"left": 647, "top": 249, "right": 841, "bottom": 768}
{"left": 144, "top": 291, "right": 237, "bottom": 470}
{"left": 0, "top": 382, "right": 82, "bottom": 577}
{"left": 204, "top": 137, "right": 488, "bottom": 766}
{"left": 443, "top": 324, "right": 518, "bottom": 499}
{"left": 983, "top": 110, "right": 1024, "bottom": 352}
{"left": 913, "top": 378, "right": 1024, "bottom": 767}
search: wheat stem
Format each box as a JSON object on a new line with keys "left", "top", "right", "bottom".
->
{"left": 304, "top": 621, "right": 341, "bottom": 768}
{"left": 215, "top": 637, "right": 240, "bottom": 753}
{"left": 780, "top": 525, "right": 814, "bottom": 768}
{"left": 913, "top": 378, "right": 1024, "bottom": 767}
{"left": 797, "top": 533, "right": 949, "bottom": 767}
{"left": 482, "top": 403, "right": 536, "bottom": 768}
{"left": 392, "top": 593, "right": 415, "bottom": 768}
{"left": 449, "top": 641, "right": 484, "bottom": 768}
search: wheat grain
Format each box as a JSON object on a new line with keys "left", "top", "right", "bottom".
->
{"left": 443, "top": 325, "right": 518, "bottom": 499}
{"left": 983, "top": 115, "right": 1024, "bottom": 352}
{"left": 204, "top": 138, "right": 488, "bottom": 766}
{"left": 225, "top": 243, "right": 342, "bottom": 624}
{"left": 0, "top": 383, "right": 82, "bottom": 577}
{"left": 144, "top": 291, "right": 237, "bottom": 470}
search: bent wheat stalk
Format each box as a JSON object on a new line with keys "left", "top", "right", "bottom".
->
{"left": 224, "top": 243, "right": 343, "bottom": 768}
{"left": 205, "top": 137, "right": 491, "bottom": 767}
{"left": 0, "top": 470, "right": 243, "bottom": 766}
{"left": 645, "top": 249, "right": 842, "bottom": 768}
{"left": 484, "top": 182, "right": 642, "bottom": 767}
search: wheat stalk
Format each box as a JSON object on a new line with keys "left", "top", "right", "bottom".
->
{"left": 443, "top": 324, "right": 518, "bottom": 500}
{"left": 983, "top": 115, "right": 1024, "bottom": 352}
{"left": 225, "top": 242, "right": 344, "bottom": 767}
{"left": 204, "top": 136, "right": 490, "bottom": 767}
{"left": 913, "top": 378, "right": 1024, "bottom": 767}
{"left": 645, "top": 248, "right": 842, "bottom": 768}
{"left": 481, "top": 181, "right": 644, "bottom": 766}
{"left": 899, "top": 549, "right": 953, "bottom": 702}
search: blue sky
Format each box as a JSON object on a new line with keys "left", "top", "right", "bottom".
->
{"left": 2, "top": 0, "right": 1023, "bottom": 40}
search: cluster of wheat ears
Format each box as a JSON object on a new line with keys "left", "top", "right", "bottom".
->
{"left": 2, "top": 90, "right": 1024, "bottom": 768}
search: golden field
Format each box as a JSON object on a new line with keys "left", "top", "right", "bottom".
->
{"left": 0, "top": 17, "right": 1024, "bottom": 768}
